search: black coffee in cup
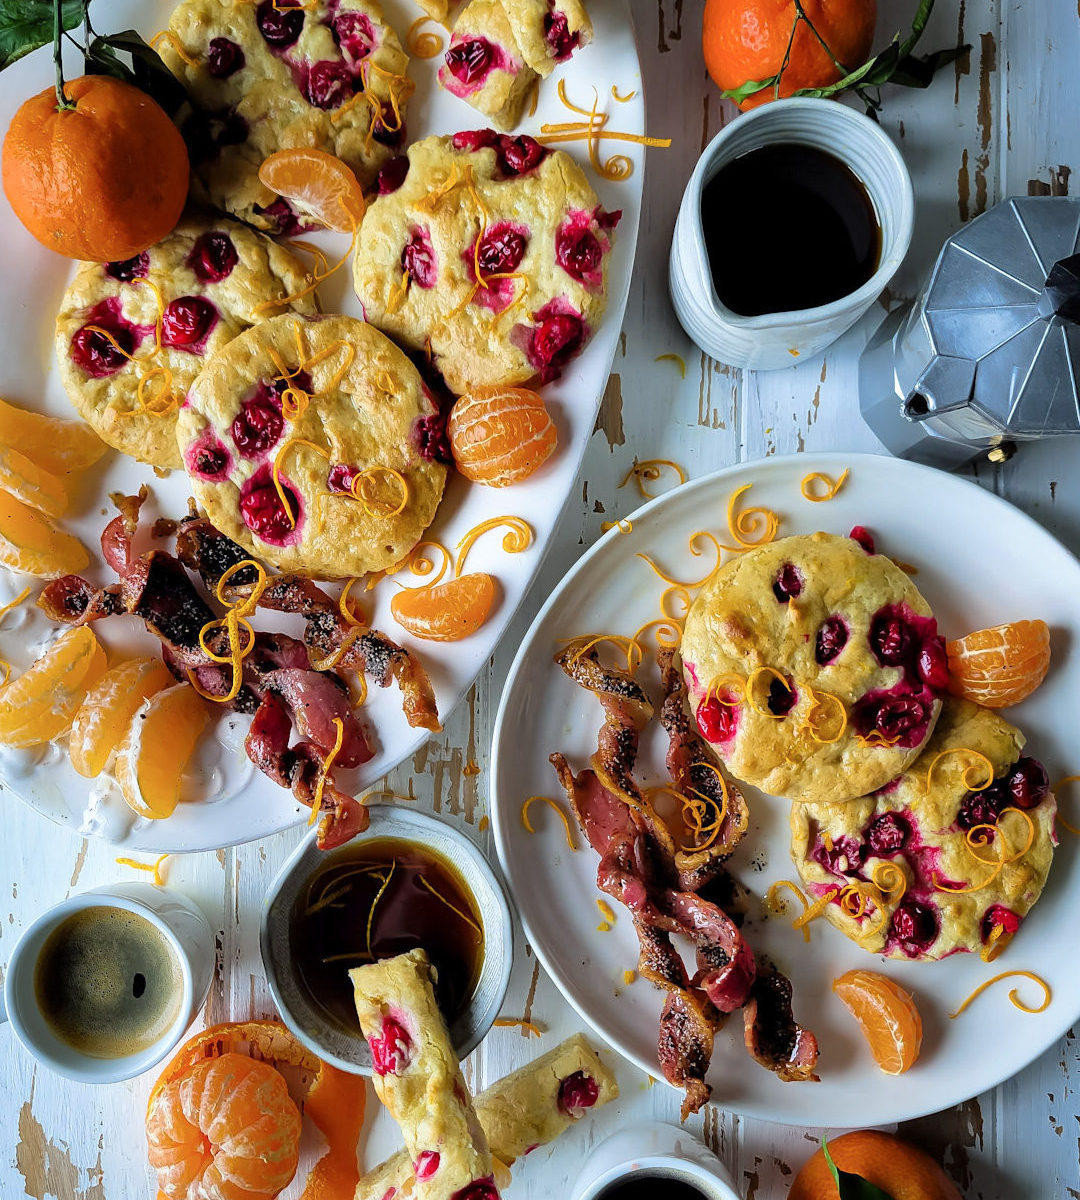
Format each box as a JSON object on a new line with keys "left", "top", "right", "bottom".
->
{"left": 597, "top": 1171, "right": 709, "bottom": 1198}
{"left": 33, "top": 906, "right": 183, "bottom": 1059}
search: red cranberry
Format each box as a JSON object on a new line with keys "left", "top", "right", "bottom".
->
{"left": 815, "top": 615, "right": 848, "bottom": 664}
{"left": 332, "top": 11, "right": 376, "bottom": 60}
{"left": 555, "top": 223, "right": 602, "bottom": 280}
{"left": 1006, "top": 757, "right": 1050, "bottom": 809}
{"left": 445, "top": 38, "right": 494, "bottom": 86}
{"left": 870, "top": 613, "right": 913, "bottom": 667}
{"left": 772, "top": 563, "right": 803, "bottom": 602}
{"left": 232, "top": 395, "right": 284, "bottom": 459}
{"left": 476, "top": 224, "right": 527, "bottom": 276}
{"left": 162, "top": 297, "right": 218, "bottom": 348}
{"left": 189, "top": 440, "right": 230, "bottom": 480}
{"left": 917, "top": 635, "right": 950, "bottom": 690}
{"left": 370, "top": 102, "right": 406, "bottom": 147}
{"left": 327, "top": 463, "right": 359, "bottom": 493}
{"left": 188, "top": 231, "right": 238, "bottom": 283}
{"left": 377, "top": 155, "right": 409, "bottom": 193}
{"left": 596, "top": 207, "right": 622, "bottom": 231}
{"left": 849, "top": 525, "right": 875, "bottom": 554}
{"left": 544, "top": 9, "right": 581, "bottom": 59}
{"left": 981, "top": 904, "right": 1021, "bottom": 942}
{"left": 557, "top": 1071, "right": 599, "bottom": 1114}
{"left": 874, "top": 695, "right": 928, "bottom": 740}
{"left": 207, "top": 36, "right": 245, "bottom": 77}
{"left": 267, "top": 369, "right": 311, "bottom": 400}
{"left": 252, "top": 197, "right": 309, "bottom": 236}
{"left": 256, "top": 0, "right": 304, "bottom": 47}
{"left": 499, "top": 134, "right": 547, "bottom": 175}
{"left": 303, "top": 60, "right": 351, "bottom": 109}
{"left": 71, "top": 322, "right": 133, "bottom": 377}
{"left": 865, "top": 811, "right": 910, "bottom": 855}
{"left": 105, "top": 252, "right": 149, "bottom": 282}
{"left": 890, "top": 900, "right": 938, "bottom": 953}
{"left": 414, "top": 1151, "right": 440, "bottom": 1180}
{"left": 812, "top": 834, "right": 861, "bottom": 876}
{"left": 957, "top": 782, "right": 1005, "bottom": 830}
{"left": 767, "top": 676, "right": 797, "bottom": 716}
{"left": 532, "top": 313, "right": 585, "bottom": 375}
{"left": 240, "top": 474, "right": 299, "bottom": 543}
{"left": 452, "top": 129, "right": 499, "bottom": 153}
{"left": 412, "top": 413, "right": 452, "bottom": 464}
{"left": 449, "top": 1181, "right": 499, "bottom": 1200}
{"left": 696, "top": 696, "right": 737, "bottom": 744}
{"left": 401, "top": 229, "right": 437, "bottom": 288}
{"left": 368, "top": 1016, "right": 412, "bottom": 1075}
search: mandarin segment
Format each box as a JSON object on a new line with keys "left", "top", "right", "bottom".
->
{"left": 69, "top": 657, "right": 175, "bottom": 778}
{"left": 391, "top": 572, "right": 497, "bottom": 640}
{"left": 0, "top": 489, "right": 90, "bottom": 577}
{"left": 946, "top": 619, "right": 1051, "bottom": 708}
{"left": 0, "top": 396, "right": 108, "bottom": 474}
{"left": 832, "top": 968, "right": 923, "bottom": 1076}
{"left": 0, "top": 627, "right": 107, "bottom": 746}
{"left": 448, "top": 385, "right": 558, "bottom": 486}
{"left": 258, "top": 148, "right": 366, "bottom": 232}
{"left": 0, "top": 445, "right": 69, "bottom": 517}
{"left": 114, "top": 683, "right": 210, "bottom": 820}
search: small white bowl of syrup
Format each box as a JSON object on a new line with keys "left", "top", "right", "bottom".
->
{"left": 261, "top": 804, "right": 513, "bottom": 1073}
{"left": 669, "top": 98, "right": 913, "bottom": 370}
{"left": 573, "top": 1123, "right": 741, "bottom": 1200}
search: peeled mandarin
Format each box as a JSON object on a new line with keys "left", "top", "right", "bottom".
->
{"left": 0, "top": 489, "right": 89, "bottom": 576}
{"left": 946, "top": 619, "right": 1051, "bottom": 708}
{"left": 448, "top": 386, "right": 557, "bottom": 487}
{"left": 391, "top": 572, "right": 496, "bottom": 641}
{"left": 0, "top": 445, "right": 69, "bottom": 517}
{"left": 69, "top": 656, "right": 175, "bottom": 778}
{"left": 0, "top": 626, "right": 107, "bottom": 746}
{"left": 0, "top": 395, "right": 107, "bottom": 474}
{"left": 114, "top": 684, "right": 210, "bottom": 820}
{"left": 833, "top": 968, "right": 923, "bottom": 1076}
{"left": 258, "top": 148, "right": 365, "bottom": 232}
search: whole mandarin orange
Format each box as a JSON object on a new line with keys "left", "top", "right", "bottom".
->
{"left": 789, "top": 1130, "right": 962, "bottom": 1200}
{"left": 702, "top": 0, "right": 878, "bottom": 110}
{"left": 2, "top": 75, "right": 188, "bottom": 261}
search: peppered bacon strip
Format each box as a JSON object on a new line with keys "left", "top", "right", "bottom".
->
{"left": 742, "top": 966, "right": 820, "bottom": 1082}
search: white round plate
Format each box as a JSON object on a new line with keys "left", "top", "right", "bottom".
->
{"left": 0, "top": 0, "right": 645, "bottom": 850}
{"left": 491, "top": 453, "right": 1080, "bottom": 1125}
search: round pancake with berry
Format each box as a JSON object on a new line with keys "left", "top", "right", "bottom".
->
{"left": 352, "top": 131, "right": 619, "bottom": 393}
{"left": 55, "top": 215, "right": 316, "bottom": 469}
{"left": 680, "top": 531, "right": 948, "bottom": 805}
{"left": 176, "top": 313, "right": 447, "bottom": 577}
{"left": 157, "top": 0, "right": 412, "bottom": 232}
{"left": 789, "top": 697, "right": 1057, "bottom": 960}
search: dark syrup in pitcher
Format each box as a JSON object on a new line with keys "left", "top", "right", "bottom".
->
{"left": 702, "top": 143, "right": 881, "bottom": 316}
{"left": 596, "top": 1173, "right": 708, "bottom": 1199}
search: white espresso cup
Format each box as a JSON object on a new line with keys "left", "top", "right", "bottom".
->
{"left": 0, "top": 882, "right": 214, "bottom": 1083}
{"left": 669, "top": 98, "right": 914, "bottom": 370}
{"left": 573, "top": 1123, "right": 742, "bottom": 1200}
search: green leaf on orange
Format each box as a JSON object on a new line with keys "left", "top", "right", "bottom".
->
{"left": 0, "top": 0, "right": 83, "bottom": 70}
{"left": 822, "top": 1138, "right": 897, "bottom": 1200}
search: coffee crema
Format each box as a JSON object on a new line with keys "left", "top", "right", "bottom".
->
{"left": 33, "top": 906, "right": 183, "bottom": 1060}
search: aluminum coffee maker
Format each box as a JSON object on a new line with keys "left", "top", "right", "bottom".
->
{"left": 860, "top": 196, "right": 1080, "bottom": 468}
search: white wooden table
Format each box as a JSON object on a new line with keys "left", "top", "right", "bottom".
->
{"left": 4, "top": 2, "right": 1080, "bottom": 1196}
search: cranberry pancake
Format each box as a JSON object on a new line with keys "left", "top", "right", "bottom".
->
{"left": 158, "top": 0, "right": 412, "bottom": 232}
{"left": 438, "top": 0, "right": 538, "bottom": 129}
{"left": 500, "top": 0, "right": 592, "bottom": 78}
{"left": 680, "top": 532, "right": 949, "bottom": 805}
{"left": 176, "top": 313, "right": 447, "bottom": 577}
{"left": 55, "top": 215, "right": 315, "bottom": 469}
{"left": 790, "top": 697, "right": 1057, "bottom": 960}
{"left": 354, "top": 132, "right": 618, "bottom": 393}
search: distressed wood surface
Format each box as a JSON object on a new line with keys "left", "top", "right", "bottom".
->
{"left": 3, "top": 1, "right": 1080, "bottom": 1197}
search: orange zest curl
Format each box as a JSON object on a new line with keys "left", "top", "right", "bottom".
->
{"left": 800, "top": 685, "right": 848, "bottom": 743}
{"left": 726, "top": 483, "right": 779, "bottom": 550}
{"left": 601, "top": 519, "right": 633, "bottom": 534}
{"left": 619, "top": 458, "right": 688, "bottom": 499}
{"left": 636, "top": 529, "right": 723, "bottom": 589}
{"left": 454, "top": 516, "right": 532, "bottom": 576}
{"left": 870, "top": 860, "right": 907, "bottom": 904}
{"left": 115, "top": 853, "right": 170, "bottom": 886}
{"left": 856, "top": 731, "right": 902, "bottom": 749}
{"left": 252, "top": 233, "right": 359, "bottom": 317}
{"left": 187, "top": 559, "right": 271, "bottom": 704}
{"left": 406, "top": 15, "right": 443, "bottom": 56}
{"left": 611, "top": 85, "right": 637, "bottom": 101}
{"left": 981, "top": 921, "right": 1012, "bottom": 964}
{"left": 654, "top": 352, "right": 686, "bottom": 377}
{"left": 924, "top": 747, "right": 995, "bottom": 795}
{"left": 311, "top": 717, "right": 345, "bottom": 826}
{"left": 765, "top": 880, "right": 812, "bottom": 942}
{"left": 350, "top": 466, "right": 409, "bottom": 518}
{"left": 704, "top": 672, "right": 746, "bottom": 706}
{"left": 272, "top": 437, "right": 330, "bottom": 530}
{"left": 800, "top": 469, "right": 850, "bottom": 502}
{"left": 745, "top": 666, "right": 792, "bottom": 720}
{"left": 933, "top": 807, "right": 1035, "bottom": 895}
{"left": 1052, "top": 775, "right": 1080, "bottom": 835}
{"left": 493, "top": 1018, "right": 542, "bottom": 1036}
{"left": 394, "top": 540, "right": 453, "bottom": 588}
{"left": 338, "top": 578, "right": 367, "bottom": 628}
{"left": 631, "top": 584, "right": 691, "bottom": 652}
{"left": 149, "top": 29, "right": 198, "bottom": 67}
{"left": 365, "top": 860, "right": 396, "bottom": 955}
{"left": 418, "top": 875, "right": 482, "bottom": 936}
{"left": 949, "top": 970, "right": 1051, "bottom": 1018}
{"left": 0, "top": 585, "right": 32, "bottom": 624}
{"left": 520, "top": 794, "right": 578, "bottom": 851}
{"left": 564, "top": 633, "right": 643, "bottom": 675}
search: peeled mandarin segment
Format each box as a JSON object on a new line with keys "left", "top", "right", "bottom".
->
{"left": 257, "top": 148, "right": 366, "bottom": 233}
{"left": 833, "top": 968, "right": 923, "bottom": 1076}
{"left": 946, "top": 619, "right": 1051, "bottom": 708}
{"left": 0, "top": 488, "right": 90, "bottom": 577}
{"left": 0, "top": 627, "right": 107, "bottom": 746}
{"left": 391, "top": 572, "right": 497, "bottom": 641}
{"left": 69, "top": 656, "right": 175, "bottom": 778}
{"left": 115, "top": 683, "right": 210, "bottom": 820}
{"left": 0, "top": 445, "right": 69, "bottom": 517}
{"left": 0, "top": 395, "right": 108, "bottom": 474}
{"left": 448, "top": 386, "right": 558, "bottom": 487}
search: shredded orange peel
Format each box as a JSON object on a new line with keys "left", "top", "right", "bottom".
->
{"left": 744, "top": 666, "right": 792, "bottom": 720}
{"left": 418, "top": 874, "right": 483, "bottom": 936}
{"left": 703, "top": 672, "right": 746, "bottom": 707}
{"left": 406, "top": 14, "right": 443, "bottom": 56}
{"left": 766, "top": 879, "right": 813, "bottom": 942}
{"left": 611, "top": 85, "right": 637, "bottom": 102}
{"left": 392, "top": 540, "right": 453, "bottom": 589}
{"left": 631, "top": 584, "right": 691, "bottom": 651}
{"left": 308, "top": 717, "right": 345, "bottom": 826}
{"left": 654, "top": 353, "right": 686, "bottom": 377}
{"left": 520, "top": 794, "right": 578, "bottom": 851}
{"left": 636, "top": 529, "right": 723, "bottom": 589}
{"left": 924, "top": 747, "right": 995, "bottom": 795}
{"left": 187, "top": 559, "right": 269, "bottom": 703}
{"left": 350, "top": 466, "right": 409, "bottom": 518}
{"left": 855, "top": 730, "right": 902, "bottom": 749}
{"left": 1052, "top": 774, "right": 1080, "bottom": 835}
{"left": 726, "top": 484, "right": 780, "bottom": 550}
{"left": 115, "top": 854, "right": 170, "bottom": 886}
{"left": 493, "top": 1017, "right": 543, "bottom": 1036}
{"left": 619, "top": 458, "right": 688, "bottom": 499}
{"left": 365, "top": 859, "right": 396, "bottom": 955}
{"left": 596, "top": 898, "right": 617, "bottom": 931}
{"left": 0, "top": 585, "right": 31, "bottom": 625}
{"left": 933, "top": 806, "right": 1035, "bottom": 895}
{"left": 454, "top": 516, "right": 532, "bottom": 576}
{"left": 949, "top": 970, "right": 1051, "bottom": 1018}
{"left": 149, "top": 29, "right": 198, "bottom": 67}
{"left": 564, "top": 632, "right": 643, "bottom": 675}
{"left": 601, "top": 518, "right": 633, "bottom": 534}
{"left": 800, "top": 469, "right": 850, "bottom": 502}
{"left": 800, "top": 685, "right": 848, "bottom": 743}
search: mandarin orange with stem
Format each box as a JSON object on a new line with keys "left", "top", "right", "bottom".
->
{"left": 702, "top": 0, "right": 878, "bottom": 110}
{"left": 833, "top": 968, "right": 922, "bottom": 1075}
{"left": 946, "top": 619, "right": 1051, "bottom": 708}
{"left": 790, "top": 1129, "right": 961, "bottom": 1200}
{"left": 146, "top": 1052, "right": 301, "bottom": 1200}
{"left": 3, "top": 75, "right": 188, "bottom": 261}
{"left": 391, "top": 572, "right": 497, "bottom": 640}
{"left": 0, "top": 626, "right": 107, "bottom": 746}
{"left": 448, "top": 386, "right": 558, "bottom": 486}
{"left": 258, "top": 148, "right": 366, "bottom": 232}
{"left": 69, "top": 656, "right": 175, "bottom": 778}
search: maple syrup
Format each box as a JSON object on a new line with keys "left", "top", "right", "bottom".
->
{"left": 702, "top": 143, "right": 880, "bottom": 316}
{"left": 291, "top": 837, "right": 484, "bottom": 1033}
